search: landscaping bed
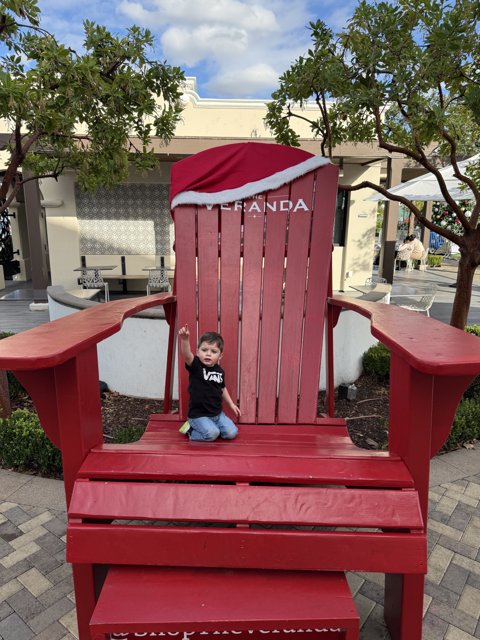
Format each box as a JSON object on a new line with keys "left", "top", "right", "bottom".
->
{"left": 9, "top": 372, "right": 390, "bottom": 452}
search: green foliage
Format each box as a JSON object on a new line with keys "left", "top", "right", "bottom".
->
{"left": 111, "top": 424, "right": 145, "bottom": 444}
{"left": 465, "top": 324, "right": 480, "bottom": 337}
{"left": 362, "top": 343, "right": 390, "bottom": 380}
{"left": 463, "top": 326, "right": 480, "bottom": 399}
{"left": 0, "top": 0, "right": 185, "bottom": 209}
{"left": 267, "top": 1, "right": 480, "bottom": 164}
{"left": 266, "top": 0, "right": 480, "bottom": 328}
{"left": 427, "top": 255, "right": 443, "bottom": 267}
{"left": 445, "top": 398, "right": 480, "bottom": 450}
{"left": 0, "top": 409, "right": 62, "bottom": 476}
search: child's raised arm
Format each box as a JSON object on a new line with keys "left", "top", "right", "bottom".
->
{"left": 178, "top": 324, "right": 194, "bottom": 365}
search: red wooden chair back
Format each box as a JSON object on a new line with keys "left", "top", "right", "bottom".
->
{"left": 174, "top": 163, "right": 339, "bottom": 424}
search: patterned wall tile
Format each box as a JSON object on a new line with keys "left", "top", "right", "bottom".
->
{"left": 75, "top": 183, "right": 172, "bottom": 255}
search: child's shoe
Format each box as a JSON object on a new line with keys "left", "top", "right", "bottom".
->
{"left": 179, "top": 421, "right": 191, "bottom": 435}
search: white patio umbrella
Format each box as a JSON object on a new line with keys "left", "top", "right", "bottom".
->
{"left": 370, "top": 154, "right": 480, "bottom": 201}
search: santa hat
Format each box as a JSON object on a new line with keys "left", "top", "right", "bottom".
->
{"left": 170, "top": 142, "right": 330, "bottom": 209}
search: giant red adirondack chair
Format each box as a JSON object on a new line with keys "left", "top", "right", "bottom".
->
{"left": 1, "top": 142, "right": 480, "bottom": 640}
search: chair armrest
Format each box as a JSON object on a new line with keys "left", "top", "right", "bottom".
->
{"left": 0, "top": 293, "right": 175, "bottom": 371}
{"left": 330, "top": 295, "right": 479, "bottom": 486}
{"left": 329, "top": 295, "right": 480, "bottom": 376}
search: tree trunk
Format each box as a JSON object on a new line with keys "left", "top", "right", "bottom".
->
{"left": 0, "top": 371, "right": 11, "bottom": 419}
{"left": 450, "top": 254, "right": 477, "bottom": 329}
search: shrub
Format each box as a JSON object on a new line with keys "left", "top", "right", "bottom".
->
{"left": 465, "top": 325, "right": 480, "bottom": 337}
{"left": 0, "top": 332, "right": 25, "bottom": 399}
{"left": 362, "top": 343, "right": 390, "bottom": 381}
{"left": 111, "top": 424, "right": 146, "bottom": 443}
{"left": 463, "top": 327, "right": 480, "bottom": 400}
{"left": 427, "top": 255, "right": 443, "bottom": 267}
{"left": 445, "top": 398, "right": 480, "bottom": 450}
{"left": 0, "top": 409, "right": 63, "bottom": 477}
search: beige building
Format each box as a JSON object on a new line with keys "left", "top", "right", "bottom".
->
{"left": 1, "top": 78, "right": 408, "bottom": 294}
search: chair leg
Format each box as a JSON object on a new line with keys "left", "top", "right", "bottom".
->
{"left": 384, "top": 573, "right": 424, "bottom": 640}
{"left": 104, "top": 283, "right": 109, "bottom": 303}
{"left": 72, "top": 564, "right": 97, "bottom": 640}
{"left": 147, "top": 284, "right": 150, "bottom": 295}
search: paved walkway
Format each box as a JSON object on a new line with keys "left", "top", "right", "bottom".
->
{"left": 0, "top": 448, "right": 479, "bottom": 640}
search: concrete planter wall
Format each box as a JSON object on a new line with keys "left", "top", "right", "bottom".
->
{"left": 47, "top": 286, "right": 377, "bottom": 399}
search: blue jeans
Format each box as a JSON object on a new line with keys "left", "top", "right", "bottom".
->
{"left": 188, "top": 412, "right": 238, "bottom": 442}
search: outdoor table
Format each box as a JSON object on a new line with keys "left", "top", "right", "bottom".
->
{"left": 74, "top": 265, "right": 118, "bottom": 275}
{"left": 73, "top": 265, "right": 118, "bottom": 284}
{"left": 350, "top": 284, "right": 430, "bottom": 298}
{"left": 350, "top": 283, "right": 434, "bottom": 311}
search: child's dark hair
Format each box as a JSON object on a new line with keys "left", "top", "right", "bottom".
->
{"left": 198, "top": 331, "right": 224, "bottom": 352}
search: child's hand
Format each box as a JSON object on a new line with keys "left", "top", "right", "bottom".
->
{"left": 230, "top": 403, "right": 241, "bottom": 419}
{"left": 178, "top": 324, "right": 190, "bottom": 340}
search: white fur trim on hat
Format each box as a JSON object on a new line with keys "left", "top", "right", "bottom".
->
{"left": 171, "top": 155, "right": 331, "bottom": 209}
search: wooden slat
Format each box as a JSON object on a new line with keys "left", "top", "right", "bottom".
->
{"left": 79, "top": 450, "right": 414, "bottom": 487}
{"left": 239, "top": 197, "right": 265, "bottom": 422}
{"left": 298, "top": 165, "right": 339, "bottom": 422}
{"left": 257, "top": 187, "right": 289, "bottom": 423}
{"left": 198, "top": 205, "right": 219, "bottom": 335}
{"left": 174, "top": 205, "right": 198, "bottom": 418}
{"left": 90, "top": 566, "right": 358, "bottom": 633}
{"left": 69, "top": 480, "right": 423, "bottom": 529}
{"left": 220, "top": 207, "right": 242, "bottom": 405}
{"left": 278, "top": 174, "right": 314, "bottom": 423}
{"left": 68, "top": 525, "right": 427, "bottom": 574}
{"left": 90, "top": 441, "right": 393, "bottom": 458}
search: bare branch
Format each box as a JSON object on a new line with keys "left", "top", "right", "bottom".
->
{"left": 437, "top": 83, "right": 444, "bottom": 109}
{"left": 1, "top": 19, "right": 58, "bottom": 43}
{"left": 373, "top": 107, "right": 423, "bottom": 163}
{"left": 0, "top": 183, "right": 21, "bottom": 215}
{"left": 442, "top": 128, "right": 480, "bottom": 204}
{"left": 372, "top": 105, "right": 473, "bottom": 226}
{"left": 340, "top": 179, "right": 462, "bottom": 244}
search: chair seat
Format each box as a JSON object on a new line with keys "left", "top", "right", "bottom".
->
{"left": 89, "top": 566, "right": 359, "bottom": 640}
{"left": 79, "top": 420, "right": 414, "bottom": 487}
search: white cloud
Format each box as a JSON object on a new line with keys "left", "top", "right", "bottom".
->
{"left": 120, "top": 0, "right": 278, "bottom": 32}
{"left": 207, "top": 63, "right": 279, "bottom": 97}
{"left": 35, "top": 0, "right": 358, "bottom": 98}
{"left": 116, "top": 0, "right": 316, "bottom": 97}
{"left": 161, "top": 25, "right": 248, "bottom": 67}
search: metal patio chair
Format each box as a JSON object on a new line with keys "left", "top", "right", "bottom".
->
{"left": 396, "top": 284, "right": 437, "bottom": 317}
{"left": 80, "top": 268, "right": 109, "bottom": 302}
{"left": 365, "top": 276, "right": 387, "bottom": 288}
{"left": 146, "top": 267, "right": 170, "bottom": 295}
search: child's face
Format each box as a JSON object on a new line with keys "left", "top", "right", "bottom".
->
{"left": 197, "top": 340, "right": 222, "bottom": 367}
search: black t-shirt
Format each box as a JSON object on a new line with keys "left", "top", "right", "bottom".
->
{"left": 186, "top": 356, "right": 225, "bottom": 418}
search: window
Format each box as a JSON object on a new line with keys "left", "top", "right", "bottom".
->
{"left": 333, "top": 190, "right": 348, "bottom": 246}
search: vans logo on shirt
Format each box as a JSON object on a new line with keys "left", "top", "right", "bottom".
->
{"left": 203, "top": 369, "right": 223, "bottom": 383}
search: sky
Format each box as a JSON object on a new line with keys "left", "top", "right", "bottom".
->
{"left": 36, "top": 0, "right": 357, "bottom": 99}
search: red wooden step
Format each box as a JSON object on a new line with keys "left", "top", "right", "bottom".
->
{"left": 80, "top": 448, "right": 413, "bottom": 487}
{"left": 70, "top": 480, "right": 423, "bottom": 530}
{"left": 89, "top": 566, "right": 359, "bottom": 640}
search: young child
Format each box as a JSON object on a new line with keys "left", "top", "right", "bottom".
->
{"left": 178, "top": 324, "right": 240, "bottom": 441}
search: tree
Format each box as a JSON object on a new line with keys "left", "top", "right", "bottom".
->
{"left": 0, "top": 0, "right": 185, "bottom": 213}
{"left": 265, "top": 0, "right": 480, "bottom": 328}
